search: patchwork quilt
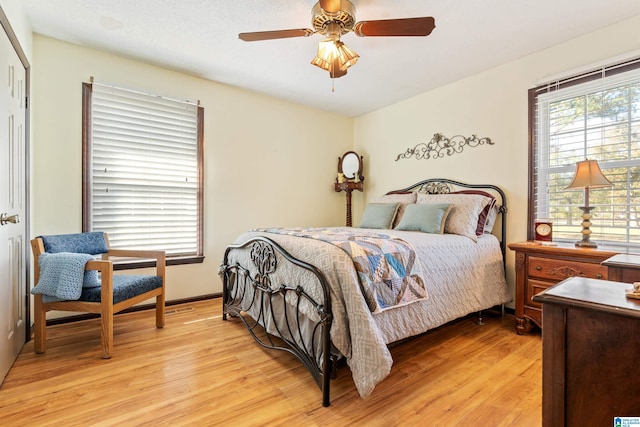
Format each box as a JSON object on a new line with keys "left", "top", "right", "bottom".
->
{"left": 254, "top": 227, "right": 427, "bottom": 313}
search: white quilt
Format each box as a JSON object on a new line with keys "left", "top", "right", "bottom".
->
{"left": 230, "top": 228, "right": 510, "bottom": 398}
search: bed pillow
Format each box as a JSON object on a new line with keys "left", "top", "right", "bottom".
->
{"left": 358, "top": 203, "right": 399, "bottom": 229}
{"left": 450, "top": 190, "right": 497, "bottom": 235}
{"left": 483, "top": 204, "right": 500, "bottom": 234}
{"left": 395, "top": 203, "right": 452, "bottom": 234}
{"left": 371, "top": 192, "right": 417, "bottom": 228}
{"left": 417, "top": 193, "right": 493, "bottom": 241}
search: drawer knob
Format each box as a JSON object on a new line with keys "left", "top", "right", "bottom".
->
{"left": 595, "top": 273, "right": 603, "bottom": 279}
{"left": 535, "top": 266, "right": 542, "bottom": 271}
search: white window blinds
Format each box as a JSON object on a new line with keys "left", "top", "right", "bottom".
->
{"left": 87, "top": 83, "right": 201, "bottom": 256}
{"left": 533, "top": 60, "right": 640, "bottom": 248}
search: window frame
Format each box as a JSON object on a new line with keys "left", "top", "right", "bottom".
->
{"left": 82, "top": 82, "right": 204, "bottom": 268}
{"left": 528, "top": 58, "right": 640, "bottom": 247}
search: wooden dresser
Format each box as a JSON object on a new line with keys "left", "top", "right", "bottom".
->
{"left": 508, "top": 241, "right": 617, "bottom": 334}
{"left": 533, "top": 277, "right": 640, "bottom": 425}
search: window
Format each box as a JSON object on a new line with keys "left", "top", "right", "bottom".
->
{"left": 82, "top": 82, "right": 204, "bottom": 264}
{"left": 530, "top": 58, "right": 640, "bottom": 249}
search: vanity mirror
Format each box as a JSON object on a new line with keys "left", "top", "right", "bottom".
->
{"left": 337, "top": 151, "right": 363, "bottom": 181}
{"left": 335, "top": 151, "right": 364, "bottom": 226}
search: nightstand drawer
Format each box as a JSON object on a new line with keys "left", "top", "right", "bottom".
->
{"left": 528, "top": 256, "right": 607, "bottom": 281}
{"left": 527, "top": 279, "right": 552, "bottom": 308}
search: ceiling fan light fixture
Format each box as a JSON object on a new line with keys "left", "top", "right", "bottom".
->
{"left": 311, "top": 39, "right": 358, "bottom": 79}
{"left": 311, "top": 39, "right": 337, "bottom": 68}
{"left": 329, "top": 64, "right": 348, "bottom": 78}
{"left": 335, "top": 40, "right": 359, "bottom": 70}
{"left": 311, "top": 39, "right": 345, "bottom": 78}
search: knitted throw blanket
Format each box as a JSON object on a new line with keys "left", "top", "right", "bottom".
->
{"left": 31, "top": 252, "right": 100, "bottom": 303}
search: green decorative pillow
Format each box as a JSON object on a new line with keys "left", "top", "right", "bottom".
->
{"left": 395, "top": 203, "right": 452, "bottom": 234}
{"left": 371, "top": 192, "right": 417, "bottom": 228}
{"left": 358, "top": 203, "right": 399, "bottom": 229}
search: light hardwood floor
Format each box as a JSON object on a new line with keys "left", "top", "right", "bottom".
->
{"left": 0, "top": 298, "right": 542, "bottom": 426}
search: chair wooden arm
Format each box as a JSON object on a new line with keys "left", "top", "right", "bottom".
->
{"left": 86, "top": 259, "right": 114, "bottom": 272}
{"left": 104, "top": 249, "right": 166, "bottom": 278}
{"left": 85, "top": 259, "right": 114, "bottom": 295}
{"left": 80, "top": 260, "right": 114, "bottom": 321}
{"left": 105, "top": 249, "right": 165, "bottom": 260}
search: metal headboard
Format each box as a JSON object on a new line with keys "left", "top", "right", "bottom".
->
{"left": 387, "top": 178, "right": 507, "bottom": 263}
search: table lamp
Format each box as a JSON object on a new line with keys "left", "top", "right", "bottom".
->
{"left": 565, "top": 159, "right": 612, "bottom": 248}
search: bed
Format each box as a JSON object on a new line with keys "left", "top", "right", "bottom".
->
{"left": 219, "top": 178, "right": 510, "bottom": 407}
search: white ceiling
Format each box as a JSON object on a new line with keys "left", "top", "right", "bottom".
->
{"left": 22, "top": 0, "right": 640, "bottom": 117}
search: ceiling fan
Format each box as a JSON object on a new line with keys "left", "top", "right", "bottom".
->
{"left": 239, "top": 0, "right": 435, "bottom": 79}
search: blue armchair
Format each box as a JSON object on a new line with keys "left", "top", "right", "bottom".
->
{"left": 30, "top": 232, "right": 166, "bottom": 358}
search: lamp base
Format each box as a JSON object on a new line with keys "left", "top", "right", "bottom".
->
{"left": 575, "top": 206, "right": 597, "bottom": 248}
{"left": 575, "top": 240, "right": 597, "bottom": 248}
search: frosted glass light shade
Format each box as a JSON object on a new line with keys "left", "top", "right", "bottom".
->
{"left": 311, "top": 38, "right": 358, "bottom": 79}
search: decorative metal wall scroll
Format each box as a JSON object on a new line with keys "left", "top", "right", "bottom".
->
{"left": 395, "top": 133, "right": 494, "bottom": 161}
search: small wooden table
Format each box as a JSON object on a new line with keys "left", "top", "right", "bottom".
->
{"left": 602, "top": 253, "right": 640, "bottom": 283}
{"left": 533, "top": 277, "right": 640, "bottom": 426}
{"left": 335, "top": 181, "right": 363, "bottom": 227}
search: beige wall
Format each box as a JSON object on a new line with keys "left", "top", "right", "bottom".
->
{"left": 354, "top": 14, "right": 640, "bottom": 304}
{"left": 30, "top": 35, "right": 353, "bottom": 304}
{"left": 1, "top": 1, "right": 32, "bottom": 58}
{"left": 24, "top": 12, "right": 640, "bottom": 312}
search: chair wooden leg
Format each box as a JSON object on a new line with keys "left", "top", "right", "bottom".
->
{"left": 33, "top": 295, "right": 47, "bottom": 354}
{"left": 156, "top": 293, "right": 165, "bottom": 328}
{"left": 101, "top": 304, "right": 114, "bottom": 359}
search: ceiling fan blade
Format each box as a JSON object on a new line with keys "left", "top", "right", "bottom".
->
{"left": 319, "top": 0, "right": 342, "bottom": 13}
{"left": 353, "top": 17, "right": 435, "bottom": 37}
{"left": 239, "top": 28, "right": 314, "bottom": 42}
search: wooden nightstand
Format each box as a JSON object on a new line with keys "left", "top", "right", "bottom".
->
{"left": 508, "top": 241, "right": 617, "bottom": 334}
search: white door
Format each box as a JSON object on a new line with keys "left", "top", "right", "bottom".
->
{"left": 0, "top": 23, "right": 27, "bottom": 385}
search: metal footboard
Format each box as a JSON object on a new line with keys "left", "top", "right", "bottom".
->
{"left": 219, "top": 236, "right": 335, "bottom": 407}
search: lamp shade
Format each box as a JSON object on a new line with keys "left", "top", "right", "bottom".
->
{"left": 566, "top": 159, "right": 613, "bottom": 190}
